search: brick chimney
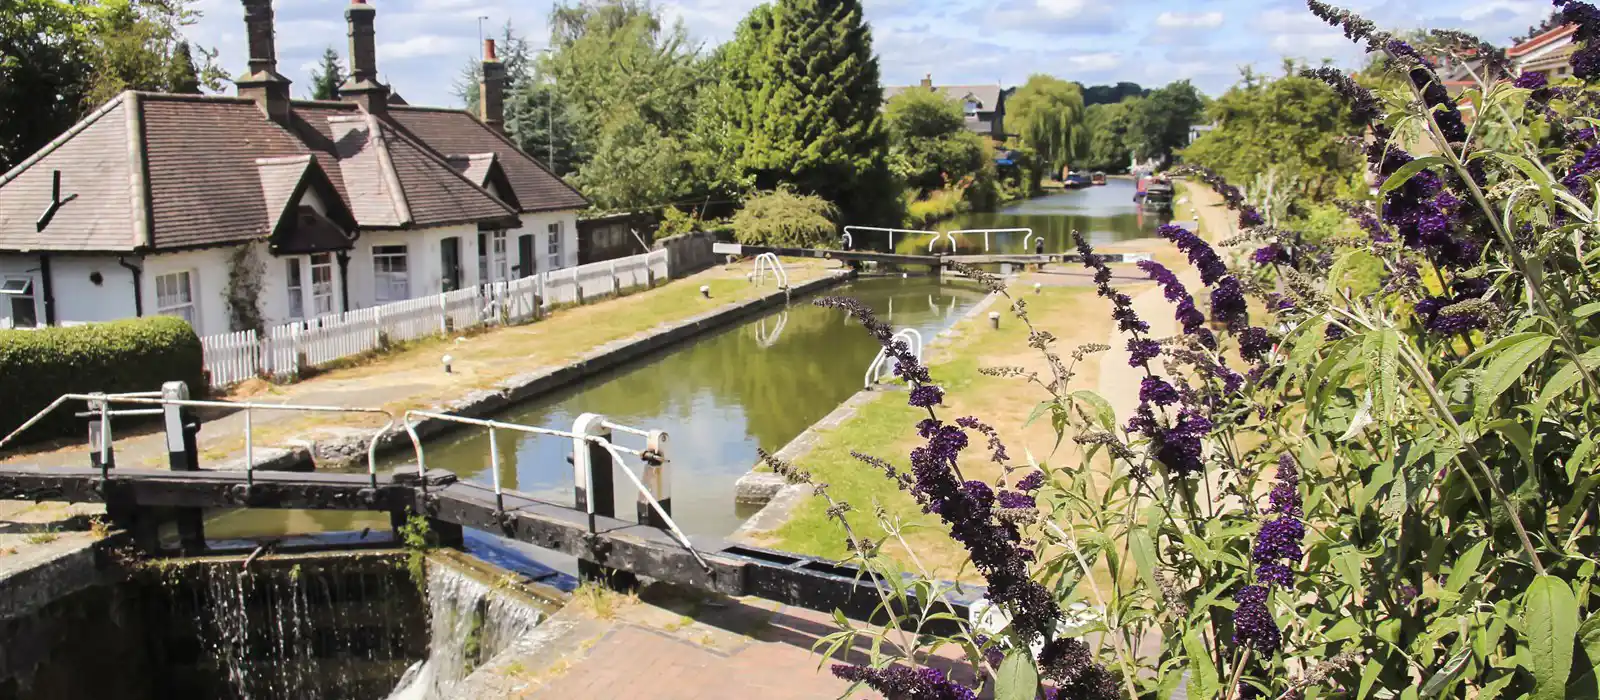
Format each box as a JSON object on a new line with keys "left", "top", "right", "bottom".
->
{"left": 339, "top": 0, "right": 390, "bottom": 114}
{"left": 236, "top": 0, "right": 292, "bottom": 124}
{"left": 921, "top": 73, "right": 933, "bottom": 88}
{"left": 479, "top": 38, "right": 505, "bottom": 133}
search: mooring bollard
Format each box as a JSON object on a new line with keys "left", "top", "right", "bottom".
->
{"left": 638, "top": 430, "right": 671, "bottom": 528}
{"left": 1034, "top": 283, "right": 1042, "bottom": 295}
{"left": 162, "top": 381, "right": 205, "bottom": 555}
{"left": 989, "top": 312, "right": 1001, "bottom": 330}
{"left": 86, "top": 393, "right": 113, "bottom": 471}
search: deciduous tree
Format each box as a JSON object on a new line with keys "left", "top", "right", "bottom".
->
{"left": 884, "top": 89, "right": 988, "bottom": 195}
{"left": 1007, "top": 74, "right": 1087, "bottom": 175}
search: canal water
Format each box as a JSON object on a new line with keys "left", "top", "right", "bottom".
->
{"left": 209, "top": 276, "right": 987, "bottom": 540}
{"left": 886, "top": 178, "right": 1170, "bottom": 255}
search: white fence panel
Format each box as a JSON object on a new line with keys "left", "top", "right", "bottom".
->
{"left": 199, "top": 249, "right": 684, "bottom": 388}
{"left": 201, "top": 329, "right": 259, "bottom": 389}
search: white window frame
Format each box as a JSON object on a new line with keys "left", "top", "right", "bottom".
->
{"left": 547, "top": 221, "right": 564, "bottom": 271}
{"left": 372, "top": 244, "right": 410, "bottom": 303}
{"left": 491, "top": 231, "right": 509, "bottom": 283}
{"left": 1, "top": 276, "right": 36, "bottom": 328}
{"left": 154, "top": 270, "right": 197, "bottom": 328}
{"left": 309, "top": 252, "right": 336, "bottom": 317}
{"left": 286, "top": 258, "right": 305, "bottom": 320}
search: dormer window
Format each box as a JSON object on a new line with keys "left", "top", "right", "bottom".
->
{"left": 964, "top": 100, "right": 979, "bottom": 117}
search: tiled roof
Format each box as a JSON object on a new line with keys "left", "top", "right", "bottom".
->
{"left": 0, "top": 92, "right": 562, "bottom": 253}
{"left": 387, "top": 106, "right": 588, "bottom": 213}
{"left": 141, "top": 95, "right": 314, "bottom": 249}
{"left": 0, "top": 95, "right": 142, "bottom": 251}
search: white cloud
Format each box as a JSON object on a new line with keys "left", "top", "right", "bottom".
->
{"left": 1155, "top": 11, "right": 1224, "bottom": 29}
{"left": 378, "top": 34, "right": 461, "bottom": 61}
{"left": 1036, "top": 0, "right": 1090, "bottom": 18}
{"left": 1067, "top": 52, "right": 1123, "bottom": 72}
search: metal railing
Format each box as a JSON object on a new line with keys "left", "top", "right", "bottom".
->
{"left": 925, "top": 231, "right": 959, "bottom": 253}
{"left": 946, "top": 228, "right": 1035, "bottom": 253}
{"left": 864, "top": 328, "right": 924, "bottom": 388}
{"left": 0, "top": 385, "right": 395, "bottom": 487}
{"left": 399, "top": 410, "right": 703, "bottom": 570}
{"left": 751, "top": 252, "right": 790, "bottom": 289}
{"left": 842, "top": 226, "right": 936, "bottom": 251}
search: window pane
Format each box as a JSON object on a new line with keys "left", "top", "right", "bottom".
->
{"left": 373, "top": 245, "right": 409, "bottom": 303}
{"left": 310, "top": 256, "right": 334, "bottom": 316}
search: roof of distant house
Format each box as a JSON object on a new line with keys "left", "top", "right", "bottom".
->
{"left": 883, "top": 81, "right": 1005, "bottom": 113}
{"left": 1509, "top": 23, "right": 1577, "bottom": 57}
{"left": 0, "top": 93, "right": 585, "bottom": 254}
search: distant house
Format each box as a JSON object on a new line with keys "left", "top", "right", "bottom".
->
{"left": 883, "top": 75, "right": 1010, "bottom": 140}
{"left": 1187, "top": 123, "right": 1216, "bottom": 145}
{"left": 0, "top": 0, "right": 586, "bottom": 334}
{"left": 1510, "top": 24, "right": 1578, "bottom": 83}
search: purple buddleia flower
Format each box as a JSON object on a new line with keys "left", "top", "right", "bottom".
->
{"left": 1256, "top": 561, "right": 1295, "bottom": 587}
{"left": 1304, "top": 67, "right": 1384, "bottom": 125}
{"left": 957, "top": 416, "right": 1009, "bottom": 464}
{"left": 1252, "top": 244, "right": 1289, "bottom": 266}
{"left": 1137, "top": 260, "right": 1215, "bottom": 347}
{"left": 1075, "top": 231, "right": 1149, "bottom": 334}
{"left": 1140, "top": 376, "right": 1181, "bottom": 406}
{"left": 1210, "top": 278, "right": 1249, "bottom": 328}
{"left": 1038, "top": 638, "right": 1120, "bottom": 700}
{"left": 831, "top": 664, "right": 978, "bottom": 700}
{"left": 1157, "top": 224, "right": 1229, "bottom": 286}
{"left": 1307, "top": 0, "right": 1387, "bottom": 50}
{"left": 1340, "top": 202, "right": 1390, "bottom": 243}
{"left": 997, "top": 490, "right": 1036, "bottom": 509}
{"left": 1172, "top": 166, "right": 1265, "bottom": 228}
{"left": 1015, "top": 470, "right": 1045, "bottom": 492}
{"left": 1128, "top": 338, "right": 1162, "bottom": 366}
{"left": 908, "top": 384, "right": 944, "bottom": 408}
{"left": 1253, "top": 516, "right": 1306, "bottom": 564}
{"left": 1237, "top": 327, "right": 1275, "bottom": 363}
{"left": 1231, "top": 585, "right": 1282, "bottom": 654}
{"left": 1564, "top": 145, "right": 1600, "bottom": 192}
{"left": 1387, "top": 38, "right": 1432, "bottom": 67}
{"left": 1154, "top": 409, "right": 1212, "bottom": 477}
{"left": 1514, "top": 71, "right": 1548, "bottom": 90}
{"left": 1269, "top": 454, "right": 1304, "bottom": 517}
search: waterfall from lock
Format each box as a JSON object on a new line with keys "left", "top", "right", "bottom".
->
{"left": 386, "top": 562, "right": 548, "bottom": 700}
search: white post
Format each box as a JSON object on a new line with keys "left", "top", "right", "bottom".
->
{"left": 610, "top": 260, "right": 619, "bottom": 296}
{"left": 438, "top": 292, "right": 449, "bottom": 334}
{"left": 639, "top": 430, "right": 671, "bottom": 527}
{"left": 489, "top": 426, "right": 503, "bottom": 512}
{"left": 572, "top": 413, "right": 611, "bottom": 516}
{"left": 373, "top": 304, "right": 384, "bottom": 347}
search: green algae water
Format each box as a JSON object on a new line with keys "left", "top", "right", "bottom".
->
{"left": 209, "top": 276, "right": 986, "bottom": 539}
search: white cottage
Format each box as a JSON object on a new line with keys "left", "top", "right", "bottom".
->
{"left": 0, "top": 0, "right": 586, "bottom": 335}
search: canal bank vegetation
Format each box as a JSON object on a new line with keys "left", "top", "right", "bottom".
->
{"left": 770, "top": 4, "right": 1600, "bottom": 696}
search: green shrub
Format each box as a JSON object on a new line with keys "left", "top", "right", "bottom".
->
{"left": 0, "top": 316, "right": 205, "bottom": 442}
{"left": 731, "top": 187, "right": 838, "bottom": 247}
{"left": 904, "top": 186, "right": 969, "bottom": 227}
{"left": 655, "top": 207, "right": 700, "bottom": 240}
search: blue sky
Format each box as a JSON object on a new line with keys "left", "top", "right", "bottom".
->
{"left": 185, "top": 0, "right": 1556, "bottom": 108}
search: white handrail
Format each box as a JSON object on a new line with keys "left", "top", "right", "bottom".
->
{"left": 949, "top": 228, "right": 1034, "bottom": 253}
{"left": 864, "top": 328, "right": 925, "bottom": 388}
{"left": 399, "top": 410, "right": 706, "bottom": 571}
{"left": 843, "top": 226, "right": 936, "bottom": 251}
{"left": 0, "top": 392, "right": 395, "bottom": 486}
{"left": 752, "top": 252, "right": 789, "bottom": 289}
{"left": 925, "top": 231, "right": 960, "bottom": 253}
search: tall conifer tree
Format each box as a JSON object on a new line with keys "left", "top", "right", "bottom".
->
{"left": 723, "top": 0, "right": 893, "bottom": 224}
{"left": 309, "top": 47, "right": 344, "bottom": 101}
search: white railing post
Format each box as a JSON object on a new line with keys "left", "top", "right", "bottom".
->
{"left": 489, "top": 426, "right": 504, "bottom": 513}
{"left": 573, "top": 413, "right": 612, "bottom": 517}
{"left": 610, "top": 260, "right": 619, "bottom": 297}
{"left": 438, "top": 292, "right": 449, "bottom": 333}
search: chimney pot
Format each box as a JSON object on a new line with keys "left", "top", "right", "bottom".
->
{"left": 340, "top": 0, "right": 389, "bottom": 114}
{"left": 237, "top": 0, "right": 292, "bottom": 124}
{"left": 480, "top": 38, "right": 506, "bottom": 133}
{"left": 921, "top": 73, "right": 933, "bottom": 88}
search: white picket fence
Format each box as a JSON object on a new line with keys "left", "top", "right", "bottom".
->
{"left": 200, "top": 249, "right": 671, "bottom": 390}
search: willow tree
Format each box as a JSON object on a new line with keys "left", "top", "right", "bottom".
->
{"left": 1007, "top": 74, "right": 1087, "bottom": 175}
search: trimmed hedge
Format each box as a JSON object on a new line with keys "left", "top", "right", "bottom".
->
{"left": 1, "top": 316, "right": 206, "bottom": 442}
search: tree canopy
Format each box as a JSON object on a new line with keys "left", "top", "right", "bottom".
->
{"left": 1180, "top": 66, "right": 1362, "bottom": 202}
{"left": 1082, "top": 99, "right": 1136, "bottom": 173}
{"left": 1081, "top": 81, "right": 1146, "bottom": 106}
{"left": 0, "top": 0, "right": 223, "bottom": 171}
{"left": 1007, "top": 74, "right": 1088, "bottom": 174}
{"left": 1123, "top": 80, "right": 1206, "bottom": 166}
{"left": 716, "top": 0, "right": 894, "bottom": 224}
{"left": 884, "top": 89, "right": 988, "bottom": 195}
